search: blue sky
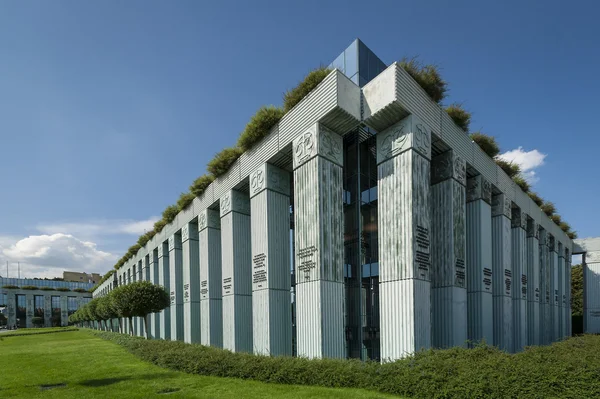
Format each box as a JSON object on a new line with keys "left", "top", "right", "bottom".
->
{"left": 0, "top": 0, "right": 597, "bottom": 277}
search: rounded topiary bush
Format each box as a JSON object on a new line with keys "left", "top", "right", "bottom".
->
{"left": 528, "top": 191, "right": 544, "bottom": 207}
{"left": 207, "top": 147, "right": 243, "bottom": 177}
{"left": 31, "top": 316, "right": 44, "bottom": 327}
{"left": 190, "top": 174, "right": 214, "bottom": 197}
{"left": 283, "top": 67, "right": 332, "bottom": 112}
{"left": 446, "top": 103, "right": 471, "bottom": 132}
{"left": 21, "top": 285, "right": 39, "bottom": 290}
{"left": 495, "top": 158, "right": 520, "bottom": 178}
{"left": 238, "top": 106, "right": 285, "bottom": 151}
{"left": 471, "top": 132, "right": 500, "bottom": 158}
{"left": 398, "top": 57, "right": 447, "bottom": 104}
{"left": 512, "top": 175, "right": 530, "bottom": 193}
{"left": 540, "top": 201, "right": 556, "bottom": 217}
{"left": 177, "top": 192, "right": 195, "bottom": 212}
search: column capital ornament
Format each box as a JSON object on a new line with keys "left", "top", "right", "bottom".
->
{"left": 181, "top": 223, "right": 198, "bottom": 243}
{"left": 511, "top": 209, "right": 528, "bottom": 230}
{"left": 292, "top": 123, "right": 343, "bottom": 169}
{"left": 198, "top": 208, "right": 220, "bottom": 231}
{"left": 376, "top": 114, "right": 431, "bottom": 164}
{"left": 249, "top": 163, "right": 290, "bottom": 198}
{"left": 466, "top": 175, "right": 492, "bottom": 204}
{"left": 492, "top": 193, "right": 512, "bottom": 218}
{"left": 431, "top": 150, "right": 466, "bottom": 186}
{"left": 220, "top": 190, "right": 250, "bottom": 217}
{"left": 527, "top": 218, "right": 539, "bottom": 238}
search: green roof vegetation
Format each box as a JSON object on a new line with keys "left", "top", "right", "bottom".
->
{"left": 237, "top": 106, "right": 284, "bottom": 151}
{"left": 207, "top": 147, "right": 243, "bottom": 177}
{"left": 283, "top": 67, "right": 332, "bottom": 112}
{"left": 445, "top": 103, "right": 471, "bottom": 132}
{"left": 470, "top": 132, "right": 500, "bottom": 158}
{"left": 398, "top": 57, "right": 447, "bottom": 104}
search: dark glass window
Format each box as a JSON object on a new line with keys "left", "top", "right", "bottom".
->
{"left": 16, "top": 294, "right": 26, "bottom": 328}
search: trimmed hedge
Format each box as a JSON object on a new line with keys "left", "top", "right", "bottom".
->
{"left": 283, "top": 67, "right": 332, "bottom": 112}
{"left": 190, "top": 174, "right": 214, "bottom": 197}
{"left": 238, "top": 106, "right": 285, "bottom": 151}
{"left": 399, "top": 57, "right": 447, "bottom": 104}
{"left": 56, "top": 287, "right": 71, "bottom": 292}
{"left": 40, "top": 287, "right": 56, "bottom": 291}
{"left": 2, "top": 285, "right": 19, "bottom": 289}
{"left": 207, "top": 147, "right": 243, "bottom": 177}
{"left": 73, "top": 288, "right": 88, "bottom": 293}
{"left": 470, "top": 132, "right": 500, "bottom": 158}
{"left": 21, "top": 285, "right": 39, "bottom": 290}
{"left": 1, "top": 327, "right": 79, "bottom": 338}
{"left": 445, "top": 103, "right": 471, "bottom": 132}
{"left": 91, "top": 331, "right": 600, "bottom": 399}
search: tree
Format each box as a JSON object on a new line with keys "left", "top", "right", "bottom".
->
{"left": 96, "top": 295, "right": 120, "bottom": 332}
{"left": 571, "top": 264, "right": 583, "bottom": 317}
{"left": 31, "top": 316, "right": 44, "bottom": 328}
{"left": 111, "top": 281, "right": 170, "bottom": 338}
{"left": 86, "top": 298, "right": 100, "bottom": 330}
{"left": 0, "top": 312, "right": 7, "bottom": 326}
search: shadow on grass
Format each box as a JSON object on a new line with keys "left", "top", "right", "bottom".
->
{"left": 79, "top": 373, "right": 175, "bottom": 387}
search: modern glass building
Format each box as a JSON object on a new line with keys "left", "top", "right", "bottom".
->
{"left": 93, "top": 40, "right": 573, "bottom": 362}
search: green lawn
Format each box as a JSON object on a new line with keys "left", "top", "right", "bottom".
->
{"left": 0, "top": 331, "right": 397, "bottom": 398}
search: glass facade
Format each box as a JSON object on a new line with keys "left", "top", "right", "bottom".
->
{"left": 68, "top": 297, "right": 78, "bottom": 317}
{"left": 34, "top": 295, "right": 44, "bottom": 319}
{"left": 52, "top": 296, "right": 61, "bottom": 326}
{"left": 329, "top": 39, "right": 387, "bottom": 87}
{"left": 0, "top": 292, "right": 6, "bottom": 306}
{"left": 0, "top": 277, "right": 94, "bottom": 290}
{"left": 16, "top": 294, "right": 26, "bottom": 328}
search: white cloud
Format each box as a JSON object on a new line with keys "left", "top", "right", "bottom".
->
{"left": 497, "top": 147, "right": 547, "bottom": 184}
{"left": 0, "top": 234, "right": 117, "bottom": 279}
{"left": 36, "top": 216, "right": 160, "bottom": 238}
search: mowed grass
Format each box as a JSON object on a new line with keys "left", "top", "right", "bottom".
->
{"left": 0, "top": 331, "right": 397, "bottom": 398}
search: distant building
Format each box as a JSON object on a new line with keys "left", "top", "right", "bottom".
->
{"left": 63, "top": 271, "right": 102, "bottom": 284}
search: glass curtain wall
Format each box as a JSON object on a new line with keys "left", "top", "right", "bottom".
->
{"left": 343, "top": 128, "right": 380, "bottom": 361}
{"left": 34, "top": 295, "right": 44, "bottom": 322}
{"left": 52, "top": 296, "right": 61, "bottom": 326}
{"left": 16, "top": 294, "right": 26, "bottom": 328}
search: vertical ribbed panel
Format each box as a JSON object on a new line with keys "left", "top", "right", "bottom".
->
{"left": 182, "top": 226, "right": 200, "bottom": 344}
{"left": 584, "top": 260, "right": 600, "bottom": 333}
{"left": 541, "top": 243, "right": 551, "bottom": 345}
{"left": 566, "top": 256, "right": 572, "bottom": 337}
{"left": 200, "top": 224, "right": 223, "bottom": 347}
{"left": 169, "top": 242, "right": 184, "bottom": 341}
{"left": 431, "top": 179, "right": 466, "bottom": 348}
{"left": 511, "top": 227, "right": 527, "bottom": 351}
{"left": 557, "top": 254, "right": 564, "bottom": 339}
{"left": 526, "top": 236, "right": 540, "bottom": 345}
{"left": 251, "top": 188, "right": 292, "bottom": 356}
{"left": 551, "top": 251, "right": 559, "bottom": 342}
{"left": 60, "top": 295, "right": 68, "bottom": 327}
{"left": 221, "top": 211, "right": 252, "bottom": 353}
{"left": 294, "top": 155, "right": 344, "bottom": 359}
{"left": 44, "top": 295, "right": 51, "bottom": 327}
{"left": 466, "top": 200, "right": 493, "bottom": 345}
{"left": 492, "top": 215, "right": 513, "bottom": 352}
{"left": 158, "top": 247, "right": 171, "bottom": 340}
{"left": 25, "top": 294, "right": 33, "bottom": 328}
{"left": 380, "top": 279, "right": 431, "bottom": 361}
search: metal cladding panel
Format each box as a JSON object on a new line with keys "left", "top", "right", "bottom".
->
{"left": 294, "top": 157, "right": 344, "bottom": 284}
{"left": 253, "top": 289, "right": 292, "bottom": 356}
{"left": 431, "top": 179, "right": 466, "bottom": 288}
{"left": 182, "top": 225, "right": 200, "bottom": 344}
{"left": 512, "top": 227, "right": 527, "bottom": 350}
{"left": 279, "top": 72, "right": 338, "bottom": 148}
{"left": 526, "top": 236, "right": 540, "bottom": 345}
{"left": 251, "top": 189, "right": 291, "bottom": 292}
{"left": 239, "top": 126, "right": 279, "bottom": 177}
{"left": 7, "top": 295, "right": 15, "bottom": 326}
{"left": 538, "top": 238, "right": 548, "bottom": 344}
{"left": 169, "top": 240, "right": 184, "bottom": 342}
{"left": 200, "top": 298, "right": 223, "bottom": 348}
{"left": 431, "top": 287, "right": 467, "bottom": 348}
{"left": 60, "top": 296, "right": 69, "bottom": 327}
{"left": 551, "top": 251, "right": 559, "bottom": 342}
{"left": 513, "top": 186, "right": 531, "bottom": 214}
{"left": 492, "top": 215, "right": 513, "bottom": 352}
{"left": 440, "top": 112, "right": 472, "bottom": 164}
{"left": 222, "top": 294, "right": 253, "bottom": 353}
{"left": 380, "top": 279, "right": 431, "bottom": 361}
{"left": 200, "top": 226, "right": 222, "bottom": 300}
{"left": 584, "top": 260, "right": 600, "bottom": 333}
{"left": 44, "top": 294, "right": 52, "bottom": 327}
{"left": 557, "top": 255, "right": 564, "bottom": 339}
{"left": 193, "top": 189, "right": 214, "bottom": 214}
{"left": 178, "top": 204, "right": 196, "bottom": 227}
{"left": 497, "top": 172, "right": 516, "bottom": 200}
{"left": 158, "top": 249, "right": 171, "bottom": 340}
{"left": 466, "top": 200, "right": 493, "bottom": 294}
{"left": 183, "top": 301, "right": 200, "bottom": 344}
{"left": 467, "top": 291, "right": 493, "bottom": 346}
{"left": 362, "top": 64, "right": 402, "bottom": 130}
{"left": 472, "top": 146, "right": 498, "bottom": 187}
{"left": 295, "top": 280, "right": 345, "bottom": 359}
{"left": 213, "top": 160, "right": 242, "bottom": 200}
{"left": 25, "top": 294, "right": 33, "bottom": 328}
{"left": 378, "top": 151, "right": 431, "bottom": 282}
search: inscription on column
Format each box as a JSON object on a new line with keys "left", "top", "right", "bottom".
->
{"left": 415, "top": 225, "right": 430, "bottom": 279}
{"left": 252, "top": 253, "right": 267, "bottom": 288}
{"left": 483, "top": 268, "right": 492, "bottom": 291}
{"left": 200, "top": 280, "right": 208, "bottom": 298}
{"left": 170, "top": 291, "right": 176, "bottom": 305}
{"left": 183, "top": 283, "right": 190, "bottom": 303}
{"left": 521, "top": 275, "right": 528, "bottom": 299}
{"left": 297, "top": 246, "right": 318, "bottom": 281}
{"left": 223, "top": 278, "right": 232, "bottom": 294}
{"left": 455, "top": 258, "right": 466, "bottom": 287}
{"left": 504, "top": 269, "right": 512, "bottom": 296}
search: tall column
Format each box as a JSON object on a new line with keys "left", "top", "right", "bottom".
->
{"left": 538, "top": 228, "right": 549, "bottom": 345}
{"left": 142, "top": 255, "right": 150, "bottom": 336}
{"left": 557, "top": 242, "right": 565, "bottom": 339}
{"left": 294, "top": 123, "right": 345, "bottom": 359}
{"left": 548, "top": 235, "right": 557, "bottom": 342}
{"left": 430, "top": 150, "right": 467, "bottom": 348}
{"left": 466, "top": 175, "right": 493, "bottom": 346}
{"left": 7, "top": 293, "right": 16, "bottom": 327}
{"left": 26, "top": 293, "right": 34, "bottom": 328}
{"left": 565, "top": 248, "right": 572, "bottom": 337}
{"left": 492, "top": 193, "right": 513, "bottom": 352}
{"left": 377, "top": 115, "right": 431, "bottom": 360}
{"left": 250, "top": 163, "right": 292, "bottom": 356}
{"left": 220, "top": 189, "right": 252, "bottom": 353}
{"left": 511, "top": 208, "right": 528, "bottom": 351}
{"left": 199, "top": 208, "right": 223, "bottom": 348}
{"left": 158, "top": 242, "right": 171, "bottom": 340}
{"left": 44, "top": 294, "right": 52, "bottom": 327}
{"left": 149, "top": 250, "right": 160, "bottom": 339}
{"left": 169, "top": 233, "right": 184, "bottom": 341}
{"left": 182, "top": 222, "right": 201, "bottom": 344}
{"left": 526, "top": 219, "right": 540, "bottom": 346}
{"left": 60, "top": 296, "right": 68, "bottom": 327}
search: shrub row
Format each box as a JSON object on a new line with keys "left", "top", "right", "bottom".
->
{"left": 1, "top": 327, "right": 79, "bottom": 338}
{"left": 91, "top": 330, "right": 600, "bottom": 399}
